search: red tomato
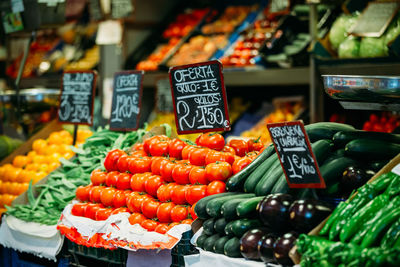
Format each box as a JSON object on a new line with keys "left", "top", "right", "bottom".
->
{"left": 189, "top": 166, "right": 208, "bottom": 185}
{"left": 131, "top": 194, "right": 152, "bottom": 213}
{"left": 130, "top": 172, "right": 151, "bottom": 192}
{"left": 111, "top": 207, "right": 129, "bottom": 215}
{"left": 105, "top": 171, "right": 119, "bottom": 187}
{"left": 148, "top": 136, "right": 170, "bottom": 157}
{"left": 156, "top": 202, "right": 175, "bottom": 223}
{"left": 205, "top": 162, "right": 232, "bottom": 182}
{"left": 141, "top": 199, "right": 160, "bottom": 219}
{"left": 169, "top": 139, "right": 187, "bottom": 159}
{"left": 247, "top": 137, "right": 264, "bottom": 151}
{"left": 141, "top": 219, "right": 159, "bottom": 231}
{"left": 185, "top": 185, "right": 207, "bottom": 205}
{"left": 172, "top": 164, "right": 193, "bottom": 184}
{"left": 168, "top": 222, "right": 179, "bottom": 230}
{"left": 156, "top": 183, "right": 173, "bottom": 202}
{"left": 76, "top": 185, "right": 91, "bottom": 202}
{"left": 128, "top": 156, "right": 152, "bottom": 174}
{"left": 144, "top": 175, "right": 163, "bottom": 197}
{"left": 206, "top": 181, "right": 226, "bottom": 195}
{"left": 71, "top": 203, "right": 86, "bottom": 217}
{"left": 170, "top": 205, "right": 188, "bottom": 222}
{"left": 100, "top": 187, "right": 116, "bottom": 207}
{"left": 150, "top": 157, "right": 165, "bottom": 175}
{"left": 131, "top": 150, "right": 148, "bottom": 158}
{"left": 181, "top": 219, "right": 193, "bottom": 224}
{"left": 90, "top": 169, "right": 106, "bottom": 186}
{"left": 160, "top": 160, "right": 176, "bottom": 182}
{"left": 155, "top": 223, "right": 169, "bottom": 234}
{"left": 85, "top": 203, "right": 104, "bottom": 220}
{"left": 196, "top": 133, "right": 225, "bottom": 151}
{"left": 222, "top": 145, "right": 236, "bottom": 155}
{"left": 181, "top": 145, "right": 196, "bottom": 160}
{"left": 113, "top": 190, "right": 127, "bottom": 208}
{"left": 232, "top": 157, "right": 252, "bottom": 174}
{"left": 190, "top": 203, "right": 198, "bottom": 220}
{"left": 116, "top": 173, "right": 132, "bottom": 190}
{"left": 104, "top": 149, "right": 126, "bottom": 171}
{"left": 117, "top": 155, "right": 130, "bottom": 173}
{"left": 95, "top": 208, "right": 112, "bottom": 221}
{"left": 205, "top": 150, "right": 235, "bottom": 165}
{"left": 126, "top": 192, "right": 140, "bottom": 212}
{"left": 171, "top": 185, "right": 188, "bottom": 205}
{"left": 189, "top": 147, "right": 209, "bottom": 166}
{"left": 89, "top": 186, "right": 104, "bottom": 203}
{"left": 143, "top": 135, "right": 168, "bottom": 154}
{"left": 131, "top": 143, "right": 144, "bottom": 151}
{"left": 128, "top": 212, "right": 146, "bottom": 225}
{"left": 228, "top": 139, "right": 249, "bottom": 157}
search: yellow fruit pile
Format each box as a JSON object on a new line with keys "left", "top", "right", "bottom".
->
{"left": 0, "top": 129, "right": 92, "bottom": 213}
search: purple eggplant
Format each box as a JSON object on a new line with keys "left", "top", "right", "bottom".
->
{"left": 273, "top": 231, "right": 298, "bottom": 266}
{"left": 239, "top": 228, "right": 268, "bottom": 260}
{"left": 340, "top": 166, "right": 373, "bottom": 194}
{"left": 258, "top": 233, "right": 278, "bottom": 263}
{"left": 289, "top": 199, "right": 332, "bottom": 233}
{"left": 257, "top": 193, "right": 293, "bottom": 231}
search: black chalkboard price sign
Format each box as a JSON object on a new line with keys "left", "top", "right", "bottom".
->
{"left": 169, "top": 60, "right": 230, "bottom": 134}
{"left": 58, "top": 71, "right": 97, "bottom": 125}
{"left": 109, "top": 70, "right": 144, "bottom": 131}
{"left": 267, "top": 121, "right": 326, "bottom": 189}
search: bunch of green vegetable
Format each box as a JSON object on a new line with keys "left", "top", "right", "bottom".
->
{"left": 6, "top": 128, "right": 146, "bottom": 225}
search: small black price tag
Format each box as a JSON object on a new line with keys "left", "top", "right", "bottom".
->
{"left": 58, "top": 71, "right": 97, "bottom": 125}
{"left": 109, "top": 70, "right": 144, "bottom": 131}
{"left": 169, "top": 60, "right": 230, "bottom": 134}
{"left": 267, "top": 121, "right": 326, "bottom": 189}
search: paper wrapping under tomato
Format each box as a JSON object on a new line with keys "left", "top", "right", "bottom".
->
{"left": 57, "top": 202, "right": 191, "bottom": 250}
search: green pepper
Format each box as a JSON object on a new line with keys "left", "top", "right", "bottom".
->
{"left": 319, "top": 201, "right": 347, "bottom": 236}
{"left": 381, "top": 219, "right": 400, "bottom": 248}
{"left": 339, "top": 194, "right": 388, "bottom": 242}
{"left": 384, "top": 174, "right": 400, "bottom": 197}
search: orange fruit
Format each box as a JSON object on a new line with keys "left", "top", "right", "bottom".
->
{"left": 48, "top": 162, "right": 61, "bottom": 171}
{"left": 16, "top": 169, "right": 28, "bottom": 183}
{"left": 32, "top": 139, "right": 48, "bottom": 155}
{"left": 32, "top": 155, "right": 47, "bottom": 164}
{"left": 48, "top": 132, "right": 63, "bottom": 145}
{"left": 4, "top": 167, "right": 21, "bottom": 182}
{"left": 4, "top": 183, "right": 12, "bottom": 194}
{"left": 25, "top": 163, "right": 40, "bottom": 172}
{"left": 9, "top": 183, "right": 19, "bottom": 195}
{"left": 63, "top": 151, "right": 74, "bottom": 159}
{"left": 27, "top": 151, "right": 37, "bottom": 160}
{"left": 0, "top": 195, "right": 3, "bottom": 208}
{"left": 12, "top": 155, "right": 31, "bottom": 168}
{"left": 20, "top": 183, "right": 29, "bottom": 194}
{"left": 32, "top": 172, "right": 46, "bottom": 184}
{"left": 58, "top": 130, "right": 71, "bottom": 138}
{"left": 45, "top": 144, "right": 60, "bottom": 155}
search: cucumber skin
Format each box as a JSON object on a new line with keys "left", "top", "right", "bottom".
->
{"left": 221, "top": 198, "right": 246, "bottom": 221}
{"left": 214, "top": 217, "right": 228, "bottom": 235}
{"left": 214, "top": 236, "right": 230, "bottom": 254}
{"left": 345, "top": 139, "right": 400, "bottom": 161}
{"left": 203, "top": 218, "right": 216, "bottom": 235}
{"left": 224, "top": 237, "right": 242, "bottom": 258}
{"left": 203, "top": 234, "right": 220, "bottom": 252}
{"left": 231, "top": 219, "right": 262, "bottom": 237}
{"left": 224, "top": 221, "right": 236, "bottom": 237}
{"left": 244, "top": 153, "right": 278, "bottom": 193}
{"left": 305, "top": 122, "right": 355, "bottom": 142}
{"left": 236, "top": 196, "right": 264, "bottom": 218}
{"left": 319, "top": 157, "right": 358, "bottom": 186}
{"left": 333, "top": 130, "right": 400, "bottom": 148}
{"left": 271, "top": 173, "right": 289, "bottom": 194}
{"left": 206, "top": 193, "right": 255, "bottom": 218}
{"left": 196, "top": 234, "right": 209, "bottom": 248}
{"left": 195, "top": 192, "right": 236, "bottom": 220}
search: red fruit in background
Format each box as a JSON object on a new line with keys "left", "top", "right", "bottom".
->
{"left": 105, "top": 171, "right": 119, "bottom": 187}
{"left": 205, "top": 162, "right": 232, "bottom": 182}
{"left": 370, "top": 114, "right": 379, "bottom": 123}
{"left": 131, "top": 194, "right": 152, "bottom": 213}
{"left": 128, "top": 213, "right": 146, "bottom": 225}
{"left": 128, "top": 156, "right": 152, "bottom": 174}
{"left": 189, "top": 147, "right": 209, "bottom": 166}
{"left": 189, "top": 166, "right": 208, "bottom": 185}
{"left": 144, "top": 175, "right": 163, "bottom": 197}
{"left": 85, "top": 203, "right": 104, "bottom": 220}
{"left": 89, "top": 186, "right": 104, "bottom": 203}
{"left": 170, "top": 205, "right": 188, "bottom": 222}
{"left": 126, "top": 192, "right": 141, "bottom": 212}
{"left": 90, "top": 169, "right": 106, "bottom": 186}
{"left": 116, "top": 173, "right": 132, "bottom": 190}
{"left": 76, "top": 185, "right": 91, "bottom": 202}
{"left": 141, "top": 199, "right": 160, "bottom": 219}
{"left": 206, "top": 181, "right": 226, "bottom": 195}
{"left": 100, "top": 187, "right": 116, "bottom": 207}
{"left": 113, "top": 190, "right": 127, "bottom": 208}
{"left": 169, "top": 139, "right": 187, "bottom": 159}
{"left": 156, "top": 202, "right": 175, "bottom": 223}
{"left": 143, "top": 135, "right": 168, "bottom": 154}
{"left": 95, "top": 208, "right": 112, "bottom": 221}
{"left": 141, "top": 219, "right": 159, "bottom": 231}
{"left": 130, "top": 173, "right": 151, "bottom": 192}
{"left": 131, "top": 143, "right": 144, "bottom": 152}
{"left": 157, "top": 183, "right": 173, "bottom": 202}
{"left": 196, "top": 133, "right": 225, "bottom": 151}
{"left": 131, "top": 150, "right": 148, "bottom": 158}
{"left": 228, "top": 139, "right": 248, "bottom": 157}
{"left": 363, "top": 121, "right": 372, "bottom": 131}
{"left": 181, "top": 219, "right": 193, "bottom": 224}
{"left": 111, "top": 207, "right": 129, "bottom": 215}
{"left": 117, "top": 155, "right": 130, "bottom": 173}
{"left": 181, "top": 145, "right": 196, "bottom": 159}
{"left": 171, "top": 185, "right": 188, "bottom": 205}
{"left": 185, "top": 185, "right": 207, "bottom": 205}
{"left": 150, "top": 157, "right": 165, "bottom": 175}
{"left": 222, "top": 145, "right": 236, "bottom": 155}
{"left": 172, "top": 164, "right": 193, "bottom": 184}
{"left": 232, "top": 157, "right": 252, "bottom": 174}
{"left": 190, "top": 204, "right": 197, "bottom": 220}
{"left": 71, "top": 203, "right": 86, "bottom": 217}
{"left": 160, "top": 160, "right": 176, "bottom": 182}
{"left": 205, "top": 150, "right": 235, "bottom": 165}
{"left": 104, "top": 149, "right": 126, "bottom": 171}
{"left": 247, "top": 137, "right": 264, "bottom": 152}
{"left": 155, "top": 223, "right": 169, "bottom": 234}
{"left": 148, "top": 137, "right": 170, "bottom": 157}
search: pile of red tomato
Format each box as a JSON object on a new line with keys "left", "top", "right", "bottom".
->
{"left": 71, "top": 133, "right": 264, "bottom": 234}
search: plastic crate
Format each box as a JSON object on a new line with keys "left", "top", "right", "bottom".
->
{"left": 171, "top": 230, "right": 198, "bottom": 267}
{"left": 66, "top": 240, "right": 127, "bottom": 265}
{"left": 0, "top": 246, "right": 69, "bottom": 267}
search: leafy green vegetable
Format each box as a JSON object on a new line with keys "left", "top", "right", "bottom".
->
{"left": 359, "top": 37, "right": 389, "bottom": 58}
{"left": 338, "top": 36, "right": 360, "bottom": 58}
{"left": 329, "top": 13, "right": 359, "bottom": 51}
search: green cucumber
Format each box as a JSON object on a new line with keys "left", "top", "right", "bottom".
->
{"left": 345, "top": 139, "right": 400, "bottom": 161}
{"left": 203, "top": 218, "right": 216, "bottom": 235}
{"left": 236, "top": 196, "right": 264, "bottom": 218}
{"left": 225, "top": 221, "right": 236, "bottom": 237}
{"left": 226, "top": 145, "right": 274, "bottom": 192}
{"left": 224, "top": 237, "right": 242, "bottom": 258}
{"left": 214, "top": 236, "right": 230, "bottom": 254}
{"left": 305, "top": 122, "right": 355, "bottom": 142}
{"left": 333, "top": 130, "right": 400, "bottom": 148}
{"left": 244, "top": 153, "right": 278, "bottom": 193}
{"left": 320, "top": 157, "right": 358, "bottom": 186}
{"left": 255, "top": 162, "right": 284, "bottom": 196}
{"left": 203, "top": 234, "right": 220, "bottom": 252}
{"left": 311, "top": 139, "right": 334, "bottom": 164}
{"left": 323, "top": 149, "right": 345, "bottom": 164}
{"left": 271, "top": 173, "right": 289, "bottom": 194}
{"left": 195, "top": 192, "right": 236, "bottom": 220}
{"left": 214, "top": 217, "right": 228, "bottom": 235}
{"left": 221, "top": 197, "right": 252, "bottom": 221}
{"left": 196, "top": 234, "right": 209, "bottom": 248}
{"left": 231, "top": 219, "right": 262, "bottom": 237}
{"left": 206, "top": 193, "right": 255, "bottom": 218}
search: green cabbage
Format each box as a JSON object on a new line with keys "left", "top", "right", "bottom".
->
{"left": 338, "top": 36, "right": 360, "bottom": 58}
{"left": 359, "top": 37, "right": 389, "bottom": 58}
{"left": 384, "top": 14, "right": 400, "bottom": 45}
{"left": 329, "top": 14, "right": 359, "bottom": 51}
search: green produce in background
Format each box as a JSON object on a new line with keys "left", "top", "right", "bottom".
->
{"left": 359, "top": 37, "right": 389, "bottom": 58}
{"left": 384, "top": 14, "right": 400, "bottom": 45}
{"left": 0, "top": 135, "right": 23, "bottom": 159}
{"left": 329, "top": 13, "right": 359, "bottom": 50}
{"left": 338, "top": 36, "right": 360, "bottom": 58}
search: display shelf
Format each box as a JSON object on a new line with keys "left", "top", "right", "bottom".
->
{"left": 318, "top": 62, "right": 400, "bottom": 76}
